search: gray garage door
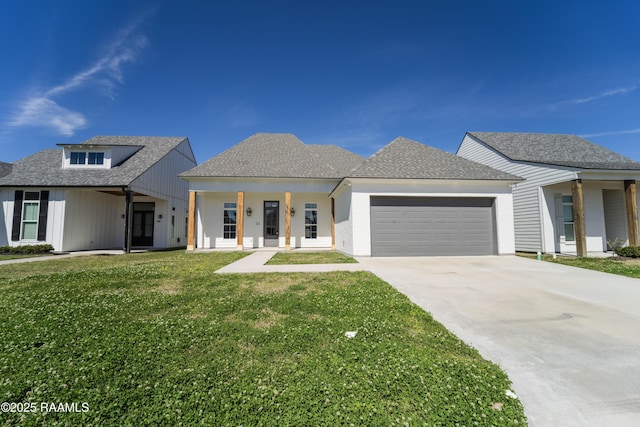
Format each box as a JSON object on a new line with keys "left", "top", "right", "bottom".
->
{"left": 370, "top": 196, "right": 497, "bottom": 256}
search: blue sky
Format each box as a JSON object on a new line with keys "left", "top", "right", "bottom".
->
{"left": 2, "top": 0, "right": 640, "bottom": 163}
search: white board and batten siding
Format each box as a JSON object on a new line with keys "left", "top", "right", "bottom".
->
{"left": 458, "top": 134, "right": 577, "bottom": 253}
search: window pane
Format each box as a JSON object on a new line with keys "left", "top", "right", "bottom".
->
{"left": 24, "top": 192, "right": 39, "bottom": 201}
{"left": 224, "top": 210, "right": 236, "bottom": 224}
{"left": 562, "top": 195, "right": 573, "bottom": 203}
{"left": 564, "top": 224, "right": 575, "bottom": 242}
{"left": 224, "top": 202, "right": 237, "bottom": 209}
{"left": 563, "top": 205, "right": 574, "bottom": 221}
{"left": 23, "top": 202, "right": 39, "bottom": 221}
{"left": 305, "top": 203, "right": 317, "bottom": 209}
{"left": 22, "top": 222, "right": 37, "bottom": 240}
{"left": 88, "top": 152, "right": 104, "bottom": 165}
{"left": 70, "top": 152, "right": 86, "bottom": 164}
{"left": 305, "top": 210, "right": 317, "bottom": 224}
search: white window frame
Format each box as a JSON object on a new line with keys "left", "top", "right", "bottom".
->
{"left": 21, "top": 192, "right": 40, "bottom": 241}
{"left": 223, "top": 202, "right": 237, "bottom": 239}
{"left": 304, "top": 203, "right": 318, "bottom": 239}
{"left": 562, "top": 195, "right": 575, "bottom": 243}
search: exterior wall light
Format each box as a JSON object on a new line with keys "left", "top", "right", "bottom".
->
{"left": 246, "top": 207, "right": 252, "bottom": 216}
{"left": 290, "top": 207, "right": 296, "bottom": 217}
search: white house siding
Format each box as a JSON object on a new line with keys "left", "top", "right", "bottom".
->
{"left": 0, "top": 188, "right": 66, "bottom": 251}
{"left": 345, "top": 179, "right": 516, "bottom": 257}
{"left": 458, "top": 134, "right": 577, "bottom": 252}
{"left": 332, "top": 184, "right": 353, "bottom": 255}
{"left": 62, "top": 190, "right": 123, "bottom": 251}
{"left": 131, "top": 140, "right": 195, "bottom": 248}
{"left": 0, "top": 189, "right": 9, "bottom": 246}
{"left": 196, "top": 190, "right": 333, "bottom": 249}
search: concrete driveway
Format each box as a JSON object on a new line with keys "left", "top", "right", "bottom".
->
{"left": 356, "top": 255, "right": 640, "bottom": 427}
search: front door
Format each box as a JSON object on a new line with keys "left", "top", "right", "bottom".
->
{"left": 264, "top": 201, "right": 279, "bottom": 247}
{"left": 132, "top": 202, "right": 155, "bottom": 246}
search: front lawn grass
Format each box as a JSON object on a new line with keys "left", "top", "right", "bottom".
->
{"left": 518, "top": 252, "right": 640, "bottom": 279}
{"left": 1, "top": 251, "right": 526, "bottom": 426}
{"left": 0, "top": 253, "right": 53, "bottom": 261}
{"left": 266, "top": 251, "right": 358, "bottom": 265}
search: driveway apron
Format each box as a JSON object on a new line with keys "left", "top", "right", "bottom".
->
{"left": 356, "top": 255, "right": 640, "bottom": 427}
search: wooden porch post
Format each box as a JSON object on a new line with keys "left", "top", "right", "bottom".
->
{"left": 624, "top": 180, "right": 639, "bottom": 246}
{"left": 285, "top": 192, "right": 291, "bottom": 250}
{"left": 186, "top": 191, "right": 196, "bottom": 251}
{"left": 571, "top": 179, "right": 587, "bottom": 257}
{"left": 237, "top": 191, "right": 244, "bottom": 250}
{"left": 331, "top": 198, "right": 336, "bottom": 250}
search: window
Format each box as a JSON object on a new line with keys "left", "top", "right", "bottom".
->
{"left": 88, "top": 152, "right": 104, "bottom": 165}
{"left": 562, "top": 195, "right": 575, "bottom": 242}
{"left": 305, "top": 203, "right": 317, "bottom": 239}
{"left": 70, "top": 152, "right": 86, "bottom": 165}
{"left": 223, "top": 202, "right": 237, "bottom": 239}
{"left": 21, "top": 192, "right": 40, "bottom": 240}
{"left": 69, "top": 151, "right": 104, "bottom": 166}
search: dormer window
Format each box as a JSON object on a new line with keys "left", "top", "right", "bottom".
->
{"left": 88, "top": 152, "right": 104, "bottom": 165}
{"left": 70, "top": 152, "right": 86, "bottom": 165}
{"left": 64, "top": 150, "right": 107, "bottom": 168}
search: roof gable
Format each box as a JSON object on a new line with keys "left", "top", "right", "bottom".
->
{"left": 0, "top": 136, "right": 190, "bottom": 187}
{"left": 468, "top": 132, "right": 640, "bottom": 170}
{"left": 180, "top": 133, "right": 365, "bottom": 179}
{"left": 349, "top": 137, "right": 521, "bottom": 180}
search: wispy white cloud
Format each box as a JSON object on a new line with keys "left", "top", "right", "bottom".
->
{"left": 549, "top": 86, "right": 637, "bottom": 111}
{"left": 7, "top": 9, "right": 154, "bottom": 136}
{"left": 580, "top": 128, "right": 640, "bottom": 138}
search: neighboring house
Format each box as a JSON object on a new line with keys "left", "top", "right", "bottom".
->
{"left": 0, "top": 136, "right": 197, "bottom": 252}
{"left": 181, "top": 133, "right": 521, "bottom": 256}
{"left": 457, "top": 132, "right": 640, "bottom": 256}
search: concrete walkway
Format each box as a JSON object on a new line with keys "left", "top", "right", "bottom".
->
{"left": 215, "top": 250, "right": 367, "bottom": 273}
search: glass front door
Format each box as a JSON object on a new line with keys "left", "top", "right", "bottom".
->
{"left": 263, "top": 201, "right": 279, "bottom": 247}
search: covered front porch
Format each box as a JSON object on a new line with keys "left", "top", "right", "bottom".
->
{"left": 186, "top": 189, "right": 336, "bottom": 251}
{"left": 541, "top": 176, "right": 640, "bottom": 256}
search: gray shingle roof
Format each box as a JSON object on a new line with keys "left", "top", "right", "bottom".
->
{"left": 468, "top": 132, "right": 640, "bottom": 170}
{"left": 180, "top": 133, "right": 365, "bottom": 179}
{"left": 0, "top": 161, "right": 11, "bottom": 178}
{"left": 348, "top": 136, "right": 522, "bottom": 180}
{"left": 0, "top": 136, "right": 190, "bottom": 187}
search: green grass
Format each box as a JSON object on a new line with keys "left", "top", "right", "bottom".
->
{"left": 0, "top": 253, "right": 54, "bottom": 261}
{"left": 518, "top": 252, "right": 640, "bottom": 279}
{"left": 0, "top": 250, "right": 526, "bottom": 426}
{"left": 266, "top": 251, "right": 358, "bottom": 265}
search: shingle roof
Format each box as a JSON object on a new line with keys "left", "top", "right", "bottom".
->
{"left": 468, "top": 132, "right": 640, "bottom": 170}
{"left": 348, "top": 136, "right": 522, "bottom": 180}
{"left": 0, "top": 136, "right": 190, "bottom": 187}
{"left": 180, "top": 133, "right": 365, "bottom": 179}
{"left": 0, "top": 161, "right": 11, "bottom": 178}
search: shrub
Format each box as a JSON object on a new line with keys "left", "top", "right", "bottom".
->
{"left": 614, "top": 246, "right": 640, "bottom": 258}
{"left": 0, "top": 244, "right": 54, "bottom": 254}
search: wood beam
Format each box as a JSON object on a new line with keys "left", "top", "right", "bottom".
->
{"left": 571, "top": 179, "right": 587, "bottom": 257}
{"left": 331, "top": 197, "right": 336, "bottom": 250}
{"left": 625, "top": 180, "right": 639, "bottom": 247}
{"left": 285, "top": 192, "right": 291, "bottom": 250}
{"left": 237, "top": 191, "right": 244, "bottom": 250}
{"left": 186, "top": 191, "right": 196, "bottom": 251}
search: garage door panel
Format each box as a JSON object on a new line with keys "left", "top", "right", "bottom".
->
{"left": 370, "top": 196, "right": 496, "bottom": 256}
